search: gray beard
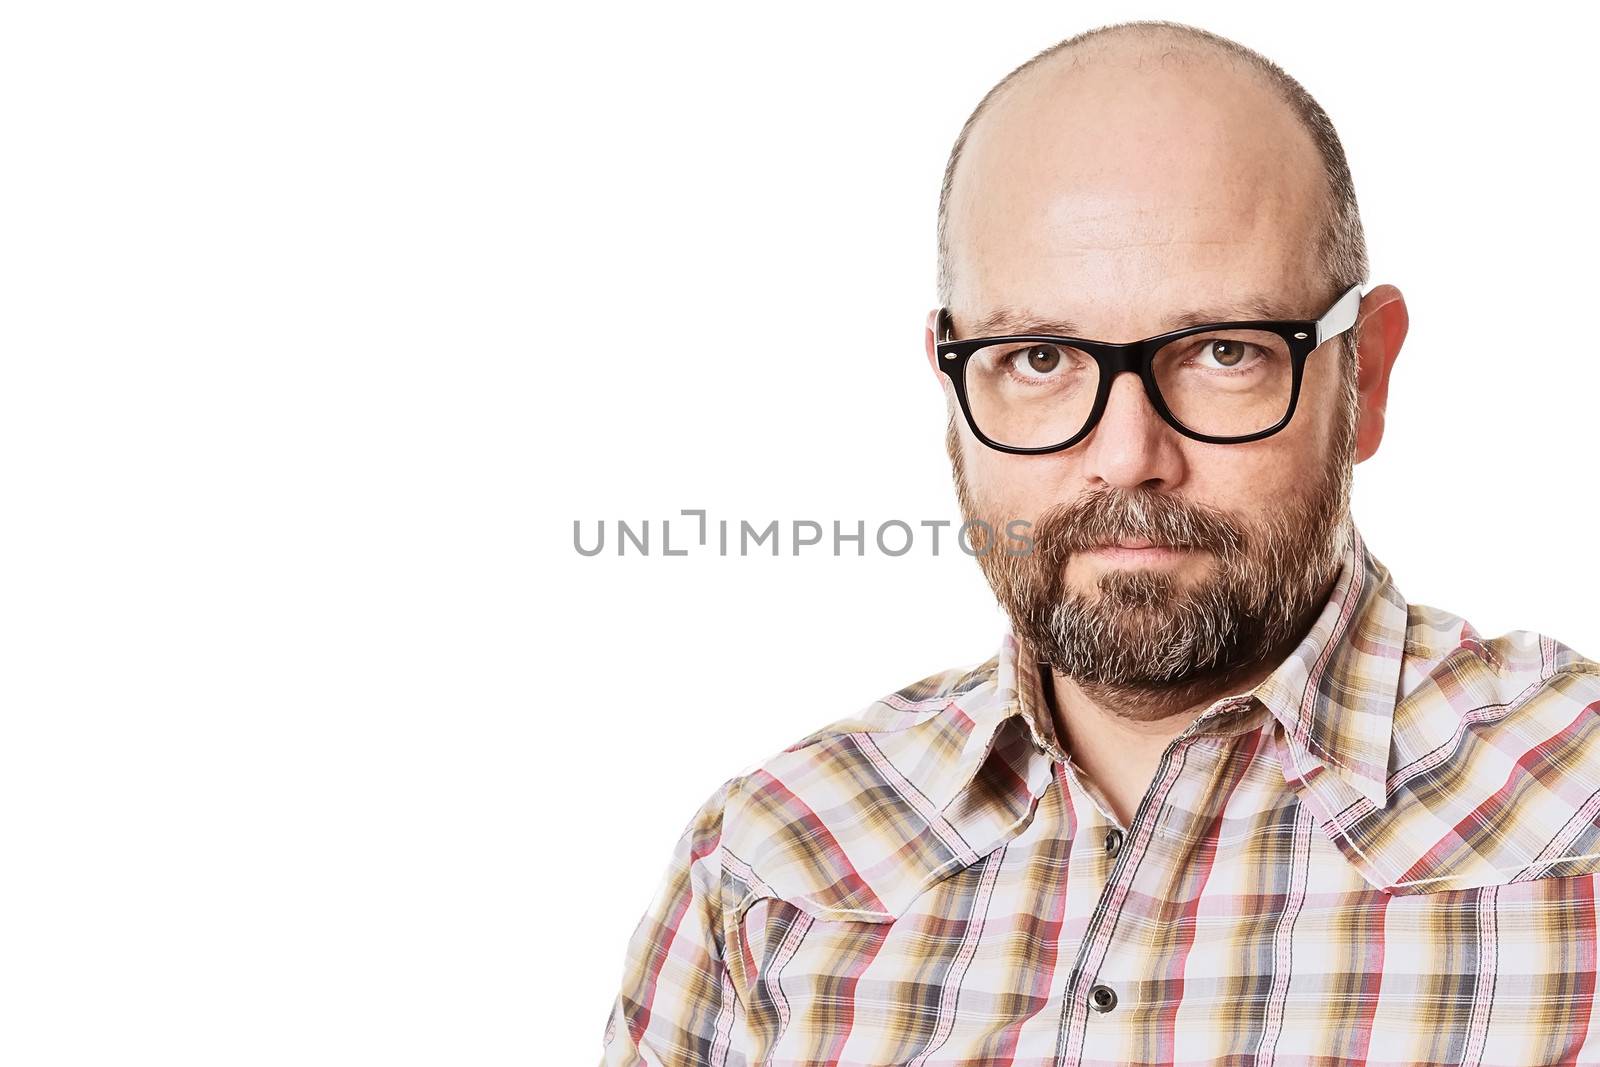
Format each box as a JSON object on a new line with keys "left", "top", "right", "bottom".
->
{"left": 948, "top": 412, "right": 1355, "bottom": 718}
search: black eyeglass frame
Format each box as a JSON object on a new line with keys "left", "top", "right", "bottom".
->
{"left": 934, "top": 283, "right": 1363, "bottom": 454}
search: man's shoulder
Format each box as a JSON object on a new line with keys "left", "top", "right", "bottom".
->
{"left": 1403, "top": 601, "right": 1598, "bottom": 680}
{"left": 1346, "top": 600, "right": 1600, "bottom": 895}
{"left": 684, "top": 652, "right": 1010, "bottom": 922}
{"left": 766, "top": 654, "right": 1002, "bottom": 760}
{"left": 720, "top": 652, "right": 1002, "bottom": 808}
{"left": 1396, "top": 600, "right": 1600, "bottom": 721}
{"left": 685, "top": 652, "right": 1001, "bottom": 815}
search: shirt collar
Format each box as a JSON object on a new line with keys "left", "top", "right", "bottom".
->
{"left": 1251, "top": 523, "right": 1408, "bottom": 810}
{"left": 946, "top": 522, "right": 1407, "bottom": 815}
{"left": 931, "top": 629, "right": 1066, "bottom": 816}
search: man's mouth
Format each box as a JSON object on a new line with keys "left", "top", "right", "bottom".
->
{"left": 1080, "top": 539, "right": 1192, "bottom": 562}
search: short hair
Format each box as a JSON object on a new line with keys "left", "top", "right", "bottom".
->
{"left": 934, "top": 20, "right": 1369, "bottom": 309}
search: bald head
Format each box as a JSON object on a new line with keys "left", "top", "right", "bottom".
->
{"left": 936, "top": 21, "right": 1367, "bottom": 312}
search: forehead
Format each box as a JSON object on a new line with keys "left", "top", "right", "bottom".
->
{"left": 957, "top": 289, "right": 1322, "bottom": 341}
{"left": 944, "top": 54, "right": 1327, "bottom": 335}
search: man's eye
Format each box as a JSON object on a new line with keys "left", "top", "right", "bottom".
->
{"left": 1192, "top": 339, "right": 1267, "bottom": 370}
{"left": 1010, "top": 344, "right": 1070, "bottom": 378}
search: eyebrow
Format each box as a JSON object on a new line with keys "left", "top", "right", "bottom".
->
{"left": 964, "top": 296, "right": 1313, "bottom": 339}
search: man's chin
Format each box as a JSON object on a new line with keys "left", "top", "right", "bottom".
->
{"left": 1058, "top": 567, "right": 1195, "bottom": 610}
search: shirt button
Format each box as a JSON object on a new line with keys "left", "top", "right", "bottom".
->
{"left": 1089, "top": 984, "right": 1117, "bottom": 1012}
{"left": 1104, "top": 828, "right": 1123, "bottom": 856}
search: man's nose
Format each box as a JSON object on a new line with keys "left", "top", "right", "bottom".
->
{"left": 1076, "top": 371, "right": 1184, "bottom": 490}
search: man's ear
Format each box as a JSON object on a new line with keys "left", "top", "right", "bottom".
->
{"left": 1352, "top": 283, "right": 1409, "bottom": 464}
{"left": 924, "top": 308, "right": 943, "bottom": 380}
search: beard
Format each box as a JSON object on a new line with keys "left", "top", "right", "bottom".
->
{"left": 948, "top": 382, "right": 1359, "bottom": 721}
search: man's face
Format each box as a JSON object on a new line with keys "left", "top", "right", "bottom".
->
{"left": 935, "top": 54, "right": 1360, "bottom": 716}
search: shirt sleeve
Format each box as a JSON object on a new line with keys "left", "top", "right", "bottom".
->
{"left": 600, "top": 777, "right": 741, "bottom": 1067}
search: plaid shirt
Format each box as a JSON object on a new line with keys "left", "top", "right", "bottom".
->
{"left": 601, "top": 526, "right": 1600, "bottom": 1066}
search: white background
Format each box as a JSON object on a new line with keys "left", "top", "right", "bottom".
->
{"left": 3, "top": 2, "right": 1596, "bottom": 1063}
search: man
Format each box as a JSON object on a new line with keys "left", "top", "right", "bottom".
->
{"left": 600, "top": 20, "right": 1600, "bottom": 1066}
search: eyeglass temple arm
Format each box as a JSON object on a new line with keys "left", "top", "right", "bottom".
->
{"left": 1315, "top": 284, "right": 1363, "bottom": 346}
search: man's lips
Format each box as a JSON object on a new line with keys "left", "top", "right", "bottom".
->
{"left": 1079, "top": 539, "right": 1193, "bottom": 562}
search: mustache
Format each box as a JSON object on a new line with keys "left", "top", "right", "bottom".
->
{"left": 1028, "top": 485, "right": 1247, "bottom": 559}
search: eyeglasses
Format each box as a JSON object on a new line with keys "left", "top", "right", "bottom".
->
{"left": 934, "top": 284, "right": 1362, "bottom": 454}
